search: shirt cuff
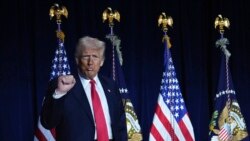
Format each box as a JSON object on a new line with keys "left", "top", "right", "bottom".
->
{"left": 53, "top": 90, "right": 67, "bottom": 99}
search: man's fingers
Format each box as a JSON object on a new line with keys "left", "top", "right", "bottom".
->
{"left": 59, "top": 75, "right": 75, "bottom": 85}
{"left": 62, "top": 78, "right": 75, "bottom": 85}
{"left": 57, "top": 75, "right": 76, "bottom": 93}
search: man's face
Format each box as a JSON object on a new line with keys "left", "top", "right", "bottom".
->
{"left": 76, "top": 47, "right": 104, "bottom": 79}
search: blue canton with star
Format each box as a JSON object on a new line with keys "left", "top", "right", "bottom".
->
{"left": 50, "top": 41, "right": 71, "bottom": 80}
{"left": 160, "top": 52, "right": 187, "bottom": 122}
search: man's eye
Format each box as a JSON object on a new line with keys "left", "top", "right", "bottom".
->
{"left": 81, "top": 55, "right": 100, "bottom": 61}
{"left": 92, "top": 56, "right": 99, "bottom": 59}
{"left": 81, "top": 56, "right": 89, "bottom": 60}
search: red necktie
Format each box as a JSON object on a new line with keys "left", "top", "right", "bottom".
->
{"left": 90, "top": 80, "right": 109, "bottom": 141}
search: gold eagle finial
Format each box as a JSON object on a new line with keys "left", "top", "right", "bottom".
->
{"left": 158, "top": 12, "right": 173, "bottom": 32}
{"left": 49, "top": 3, "right": 68, "bottom": 23}
{"left": 102, "top": 7, "right": 120, "bottom": 27}
{"left": 158, "top": 12, "right": 173, "bottom": 48}
{"left": 215, "top": 14, "right": 230, "bottom": 34}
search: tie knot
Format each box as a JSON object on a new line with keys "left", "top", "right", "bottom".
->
{"left": 90, "top": 79, "right": 96, "bottom": 85}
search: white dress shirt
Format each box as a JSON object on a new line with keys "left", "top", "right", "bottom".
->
{"left": 79, "top": 75, "right": 113, "bottom": 140}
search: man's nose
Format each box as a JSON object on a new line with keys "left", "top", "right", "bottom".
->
{"left": 88, "top": 56, "right": 94, "bottom": 64}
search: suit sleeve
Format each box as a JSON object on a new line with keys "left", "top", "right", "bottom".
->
{"left": 40, "top": 78, "right": 65, "bottom": 129}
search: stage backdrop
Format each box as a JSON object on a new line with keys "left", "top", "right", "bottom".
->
{"left": 0, "top": 0, "right": 249, "bottom": 140}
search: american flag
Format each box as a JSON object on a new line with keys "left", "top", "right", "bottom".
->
{"left": 209, "top": 37, "right": 249, "bottom": 141}
{"left": 49, "top": 41, "right": 71, "bottom": 80}
{"left": 34, "top": 36, "right": 71, "bottom": 141}
{"left": 149, "top": 40, "right": 195, "bottom": 141}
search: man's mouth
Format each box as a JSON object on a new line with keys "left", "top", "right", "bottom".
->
{"left": 87, "top": 68, "right": 93, "bottom": 71}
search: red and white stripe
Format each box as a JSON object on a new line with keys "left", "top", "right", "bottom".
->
{"left": 149, "top": 95, "right": 195, "bottom": 141}
{"left": 218, "top": 126, "right": 231, "bottom": 141}
{"left": 34, "top": 117, "right": 56, "bottom": 141}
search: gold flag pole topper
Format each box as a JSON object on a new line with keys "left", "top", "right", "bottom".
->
{"left": 102, "top": 7, "right": 120, "bottom": 36}
{"left": 215, "top": 14, "right": 230, "bottom": 36}
{"left": 49, "top": 3, "right": 68, "bottom": 42}
{"left": 158, "top": 12, "right": 173, "bottom": 48}
{"left": 214, "top": 14, "right": 231, "bottom": 59}
{"left": 102, "top": 7, "right": 143, "bottom": 141}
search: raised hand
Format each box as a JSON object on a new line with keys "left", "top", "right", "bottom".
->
{"left": 56, "top": 75, "right": 76, "bottom": 94}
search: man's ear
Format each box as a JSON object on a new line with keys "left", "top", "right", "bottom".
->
{"left": 100, "top": 59, "right": 104, "bottom": 66}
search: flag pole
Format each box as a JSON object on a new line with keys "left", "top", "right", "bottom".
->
{"left": 34, "top": 4, "right": 69, "bottom": 140}
{"left": 102, "top": 7, "right": 120, "bottom": 81}
{"left": 149, "top": 13, "right": 195, "bottom": 140}
{"left": 49, "top": 3, "right": 69, "bottom": 136}
{"left": 158, "top": 12, "right": 177, "bottom": 140}
{"left": 214, "top": 14, "right": 231, "bottom": 110}
{"left": 49, "top": 3, "right": 68, "bottom": 75}
{"left": 102, "top": 7, "right": 143, "bottom": 141}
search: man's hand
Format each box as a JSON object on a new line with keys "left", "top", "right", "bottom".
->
{"left": 56, "top": 75, "right": 76, "bottom": 94}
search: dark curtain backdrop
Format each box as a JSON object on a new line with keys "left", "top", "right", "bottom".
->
{"left": 1, "top": 0, "right": 250, "bottom": 140}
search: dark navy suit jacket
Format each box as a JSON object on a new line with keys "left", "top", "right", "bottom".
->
{"left": 41, "top": 75, "right": 127, "bottom": 141}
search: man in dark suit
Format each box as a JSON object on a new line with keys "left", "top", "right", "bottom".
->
{"left": 41, "top": 36, "right": 127, "bottom": 141}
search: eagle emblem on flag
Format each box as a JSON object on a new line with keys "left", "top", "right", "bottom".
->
{"left": 209, "top": 100, "right": 248, "bottom": 141}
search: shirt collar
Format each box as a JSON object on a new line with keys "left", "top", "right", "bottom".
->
{"left": 79, "top": 74, "right": 99, "bottom": 88}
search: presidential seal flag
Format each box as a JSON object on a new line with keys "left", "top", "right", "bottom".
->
{"left": 103, "top": 7, "right": 142, "bottom": 140}
{"left": 149, "top": 33, "right": 195, "bottom": 140}
{"left": 106, "top": 35, "right": 142, "bottom": 140}
{"left": 209, "top": 36, "right": 249, "bottom": 141}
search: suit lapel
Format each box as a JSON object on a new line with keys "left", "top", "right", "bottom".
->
{"left": 72, "top": 75, "right": 116, "bottom": 126}
{"left": 72, "top": 76, "right": 94, "bottom": 123}
{"left": 99, "top": 77, "right": 115, "bottom": 123}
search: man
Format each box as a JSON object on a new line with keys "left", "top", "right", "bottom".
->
{"left": 41, "top": 36, "right": 127, "bottom": 141}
